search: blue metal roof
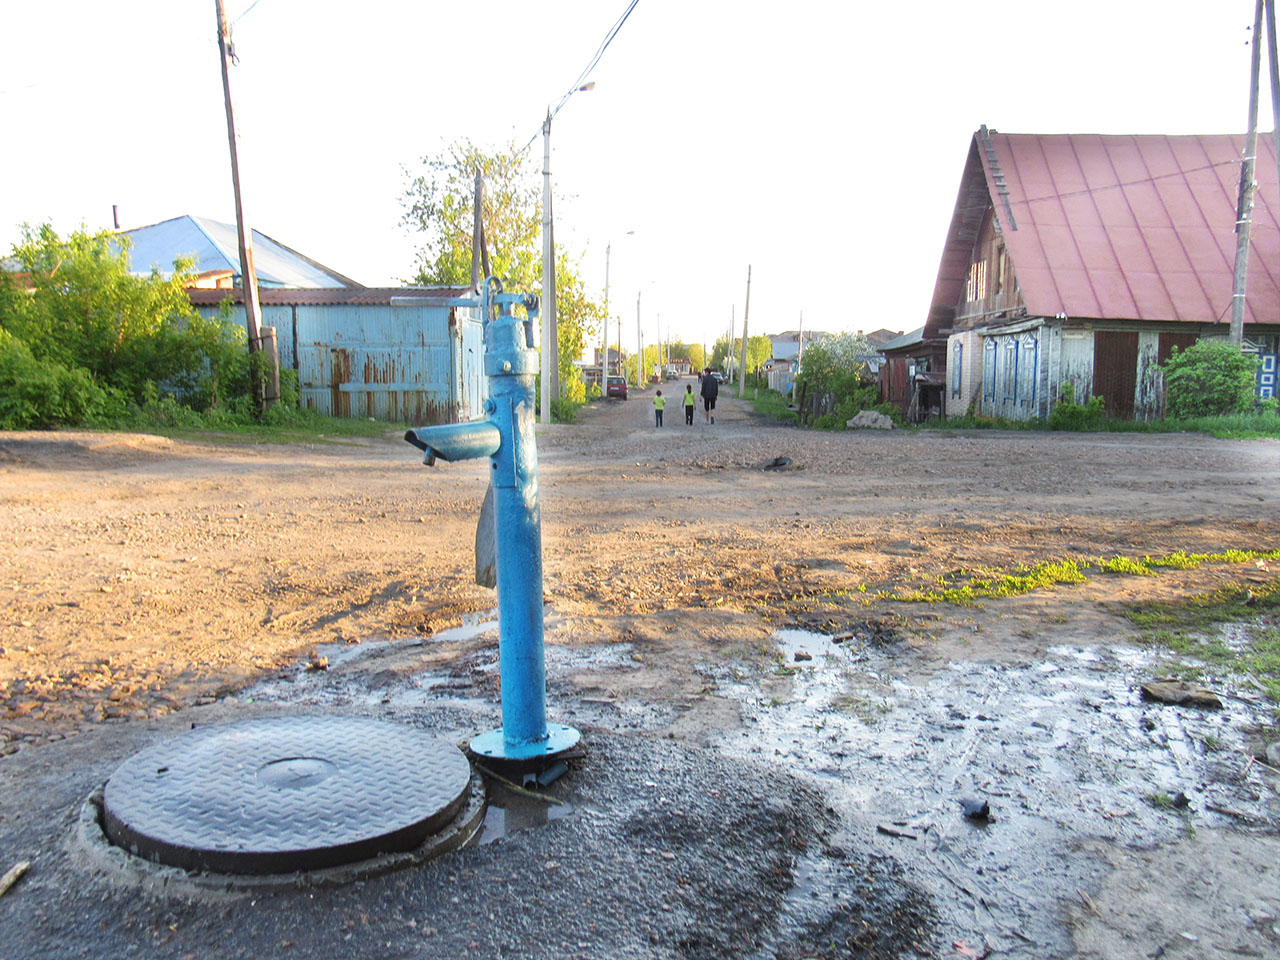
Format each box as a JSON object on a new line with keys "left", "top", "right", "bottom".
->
{"left": 118, "top": 215, "right": 361, "bottom": 288}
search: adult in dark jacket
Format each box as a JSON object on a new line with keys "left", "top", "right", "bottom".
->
{"left": 700, "top": 368, "right": 718, "bottom": 424}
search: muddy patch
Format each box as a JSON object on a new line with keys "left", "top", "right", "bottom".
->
{"left": 705, "top": 629, "right": 1280, "bottom": 955}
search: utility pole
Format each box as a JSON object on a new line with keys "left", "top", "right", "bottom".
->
{"left": 540, "top": 109, "right": 556, "bottom": 424}
{"left": 602, "top": 243, "right": 611, "bottom": 387}
{"left": 636, "top": 290, "right": 643, "bottom": 386}
{"left": 214, "top": 0, "right": 277, "bottom": 408}
{"left": 1267, "top": 0, "right": 1280, "bottom": 214}
{"left": 729, "top": 305, "right": 736, "bottom": 382}
{"left": 1231, "top": 0, "right": 1266, "bottom": 345}
{"left": 793, "top": 310, "right": 804, "bottom": 400}
{"left": 738, "top": 265, "right": 752, "bottom": 399}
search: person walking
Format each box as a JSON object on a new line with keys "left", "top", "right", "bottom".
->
{"left": 653, "top": 389, "right": 665, "bottom": 428}
{"left": 683, "top": 384, "right": 696, "bottom": 425}
{"left": 700, "top": 368, "right": 718, "bottom": 424}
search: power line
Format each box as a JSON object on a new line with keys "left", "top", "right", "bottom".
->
{"left": 1004, "top": 157, "right": 1248, "bottom": 208}
{"left": 553, "top": 0, "right": 640, "bottom": 120}
{"left": 521, "top": 0, "right": 641, "bottom": 152}
{"left": 231, "top": 0, "right": 267, "bottom": 27}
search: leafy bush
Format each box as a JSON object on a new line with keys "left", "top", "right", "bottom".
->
{"left": 550, "top": 396, "right": 581, "bottom": 423}
{"left": 0, "top": 328, "right": 122, "bottom": 428}
{"left": 1, "top": 223, "right": 263, "bottom": 427}
{"left": 1049, "top": 381, "right": 1105, "bottom": 430}
{"left": 811, "top": 382, "right": 899, "bottom": 430}
{"left": 1162, "top": 339, "right": 1258, "bottom": 419}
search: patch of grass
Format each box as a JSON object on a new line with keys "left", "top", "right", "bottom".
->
{"left": 747, "top": 386, "right": 799, "bottom": 425}
{"left": 1146, "top": 791, "right": 1175, "bottom": 809}
{"left": 893, "top": 549, "right": 1280, "bottom": 607}
{"left": 1097, "top": 555, "right": 1157, "bottom": 576}
{"left": 1126, "top": 577, "right": 1280, "bottom": 631}
{"left": 1126, "top": 579, "right": 1280, "bottom": 702}
{"left": 896, "top": 558, "right": 1087, "bottom": 604}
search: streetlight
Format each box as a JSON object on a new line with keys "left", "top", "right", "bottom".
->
{"left": 539, "top": 82, "right": 595, "bottom": 425}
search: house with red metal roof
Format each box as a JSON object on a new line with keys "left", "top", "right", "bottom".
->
{"left": 925, "top": 126, "right": 1280, "bottom": 421}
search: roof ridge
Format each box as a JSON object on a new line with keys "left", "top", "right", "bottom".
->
{"left": 979, "top": 124, "right": 1017, "bottom": 231}
{"left": 189, "top": 215, "right": 239, "bottom": 271}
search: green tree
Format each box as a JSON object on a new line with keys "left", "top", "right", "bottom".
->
{"left": 553, "top": 251, "right": 603, "bottom": 401}
{"left": 402, "top": 140, "right": 605, "bottom": 407}
{"left": 402, "top": 140, "right": 541, "bottom": 290}
{"left": 1, "top": 223, "right": 243, "bottom": 406}
{"left": 1161, "top": 339, "right": 1259, "bottom": 419}
{"left": 710, "top": 335, "right": 734, "bottom": 372}
{"left": 687, "top": 343, "right": 706, "bottom": 371}
{"left": 746, "top": 334, "right": 772, "bottom": 374}
{"left": 796, "top": 331, "right": 874, "bottom": 395}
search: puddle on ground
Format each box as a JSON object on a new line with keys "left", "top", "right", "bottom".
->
{"left": 472, "top": 780, "right": 574, "bottom": 846}
{"left": 709, "top": 626, "right": 1279, "bottom": 957}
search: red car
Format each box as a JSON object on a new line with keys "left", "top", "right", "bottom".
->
{"left": 606, "top": 375, "right": 628, "bottom": 400}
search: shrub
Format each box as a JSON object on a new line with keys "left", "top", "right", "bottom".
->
{"left": 1162, "top": 339, "right": 1258, "bottom": 419}
{"left": 0, "top": 328, "right": 122, "bottom": 428}
{"left": 1049, "top": 381, "right": 1105, "bottom": 430}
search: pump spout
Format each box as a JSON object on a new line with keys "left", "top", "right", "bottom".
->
{"left": 404, "top": 422, "right": 501, "bottom": 466}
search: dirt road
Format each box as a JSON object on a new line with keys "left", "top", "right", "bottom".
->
{"left": 1, "top": 380, "right": 1278, "bottom": 958}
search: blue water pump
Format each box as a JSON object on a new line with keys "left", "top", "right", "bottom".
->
{"left": 405, "top": 278, "right": 580, "bottom": 767}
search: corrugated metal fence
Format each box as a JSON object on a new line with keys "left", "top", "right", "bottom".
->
{"left": 197, "top": 298, "right": 485, "bottom": 424}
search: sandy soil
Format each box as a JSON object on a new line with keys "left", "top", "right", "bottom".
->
{"left": 1, "top": 380, "right": 1278, "bottom": 957}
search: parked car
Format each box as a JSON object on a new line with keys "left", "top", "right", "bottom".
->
{"left": 710, "top": 371, "right": 727, "bottom": 384}
{"left": 606, "top": 375, "right": 628, "bottom": 400}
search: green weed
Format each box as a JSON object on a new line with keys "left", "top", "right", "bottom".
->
{"left": 1127, "top": 581, "right": 1280, "bottom": 702}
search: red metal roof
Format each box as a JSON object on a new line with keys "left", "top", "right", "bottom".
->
{"left": 979, "top": 131, "right": 1280, "bottom": 324}
{"left": 186, "top": 286, "right": 471, "bottom": 307}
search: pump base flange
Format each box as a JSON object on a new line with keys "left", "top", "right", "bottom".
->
{"left": 468, "top": 723, "right": 581, "bottom": 774}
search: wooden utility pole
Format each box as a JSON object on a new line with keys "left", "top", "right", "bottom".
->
{"left": 1267, "top": 0, "right": 1280, "bottom": 184}
{"left": 728, "top": 305, "right": 735, "bottom": 382}
{"left": 471, "top": 169, "right": 484, "bottom": 287}
{"left": 540, "top": 110, "right": 556, "bottom": 424}
{"left": 738, "top": 265, "right": 752, "bottom": 398}
{"left": 636, "top": 290, "right": 643, "bottom": 385}
{"left": 1231, "top": 0, "right": 1266, "bottom": 345}
{"left": 793, "top": 309, "right": 804, "bottom": 400}
{"left": 215, "top": 0, "right": 277, "bottom": 407}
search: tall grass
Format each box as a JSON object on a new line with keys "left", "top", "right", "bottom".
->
{"left": 747, "top": 386, "right": 799, "bottom": 424}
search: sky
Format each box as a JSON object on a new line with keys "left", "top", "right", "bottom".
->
{"left": 0, "top": 1, "right": 1272, "bottom": 357}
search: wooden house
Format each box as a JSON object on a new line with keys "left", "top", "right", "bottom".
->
{"left": 927, "top": 127, "right": 1280, "bottom": 421}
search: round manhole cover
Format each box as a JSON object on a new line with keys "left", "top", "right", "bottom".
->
{"left": 102, "top": 716, "right": 472, "bottom": 875}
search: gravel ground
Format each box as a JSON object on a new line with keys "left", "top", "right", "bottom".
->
{"left": 0, "top": 702, "right": 933, "bottom": 960}
{"left": 2, "top": 383, "right": 1279, "bottom": 959}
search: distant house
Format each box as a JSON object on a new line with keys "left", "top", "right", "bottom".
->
{"left": 879, "top": 327, "right": 946, "bottom": 421}
{"left": 927, "top": 127, "right": 1280, "bottom": 421}
{"left": 119, "top": 215, "right": 361, "bottom": 289}
{"left": 765, "top": 329, "right": 825, "bottom": 395}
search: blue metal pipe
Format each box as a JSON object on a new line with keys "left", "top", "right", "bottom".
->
{"left": 407, "top": 278, "right": 579, "bottom": 765}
